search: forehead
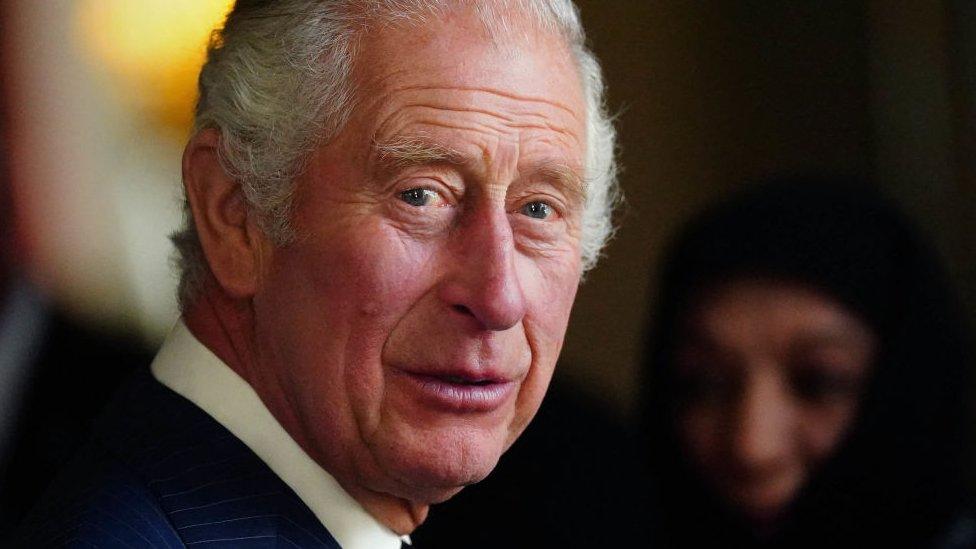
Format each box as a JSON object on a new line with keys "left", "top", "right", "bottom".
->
{"left": 347, "top": 9, "right": 586, "bottom": 147}
{"left": 685, "top": 279, "right": 870, "bottom": 350}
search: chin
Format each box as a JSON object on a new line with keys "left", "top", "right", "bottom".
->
{"left": 726, "top": 488, "right": 796, "bottom": 533}
{"left": 372, "top": 425, "right": 508, "bottom": 503}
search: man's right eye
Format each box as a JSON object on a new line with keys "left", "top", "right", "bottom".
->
{"left": 400, "top": 188, "right": 438, "bottom": 207}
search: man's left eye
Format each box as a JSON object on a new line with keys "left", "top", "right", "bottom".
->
{"left": 520, "top": 201, "right": 553, "bottom": 220}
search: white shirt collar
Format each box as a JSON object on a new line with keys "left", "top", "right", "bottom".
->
{"left": 151, "top": 320, "right": 410, "bottom": 549}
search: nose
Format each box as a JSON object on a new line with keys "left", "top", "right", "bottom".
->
{"left": 438, "top": 201, "right": 527, "bottom": 331}
{"left": 730, "top": 368, "right": 794, "bottom": 472}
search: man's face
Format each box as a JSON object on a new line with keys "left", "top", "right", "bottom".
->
{"left": 250, "top": 12, "right": 586, "bottom": 504}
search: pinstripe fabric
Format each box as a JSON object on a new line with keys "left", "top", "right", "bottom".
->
{"left": 17, "top": 369, "right": 341, "bottom": 548}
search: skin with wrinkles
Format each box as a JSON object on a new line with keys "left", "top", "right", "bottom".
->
{"left": 182, "top": 7, "right": 587, "bottom": 535}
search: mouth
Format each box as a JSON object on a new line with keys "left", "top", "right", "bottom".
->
{"left": 394, "top": 369, "right": 518, "bottom": 413}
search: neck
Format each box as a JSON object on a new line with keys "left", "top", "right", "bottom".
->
{"left": 345, "top": 484, "right": 430, "bottom": 535}
{"left": 183, "top": 285, "right": 257, "bottom": 380}
{"left": 182, "top": 282, "right": 429, "bottom": 536}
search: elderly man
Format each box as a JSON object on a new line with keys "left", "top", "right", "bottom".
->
{"left": 20, "top": 0, "right": 618, "bottom": 546}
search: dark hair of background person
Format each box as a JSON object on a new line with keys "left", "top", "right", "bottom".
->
{"left": 641, "top": 176, "right": 975, "bottom": 548}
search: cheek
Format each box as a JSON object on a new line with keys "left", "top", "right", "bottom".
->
{"left": 335, "top": 231, "right": 446, "bottom": 437}
{"left": 258, "top": 224, "right": 439, "bottom": 408}
{"left": 523, "top": 260, "right": 580, "bottom": 374}
{"left": 281, "top": 223, "right": 437, "bottom": 324}
{"left": 519, "top": 254, "right": 581, "bottom": 343}
{"left": 679, "top": 405, "right": 724, "bottom": 467}
{"left": 505, "top": 258, "right": 581, "bottom": 442}
{"left": 801, "top": 400, "right": 861, "bottom": 463}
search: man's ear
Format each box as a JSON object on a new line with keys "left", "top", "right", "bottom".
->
{"left": 182, "top": 128, "right": 266, "bottom": 299}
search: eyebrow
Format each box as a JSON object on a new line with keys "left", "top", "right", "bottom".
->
{"left": 792, "top": 329, "right": 875, "bottom": 351}
{"left": 529, "top": 161, "right": 586, "bottom": 205}
{"left": 372, "top": 135, "right": 465, "bottom": 172}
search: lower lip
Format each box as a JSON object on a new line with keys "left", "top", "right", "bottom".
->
{"left": 396, "top": 372, "right": 517, "bottom": 413}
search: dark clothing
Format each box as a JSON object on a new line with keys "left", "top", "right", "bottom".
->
{"left": 0, "top": 306, "right": 152, "bottom": 537}
{"left": 17, "top": 367, "right": 340, "bottom": 548}
{"left": 643, "top": 177, "right": 975, "bottom": 548}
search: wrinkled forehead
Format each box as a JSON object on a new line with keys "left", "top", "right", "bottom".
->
{"left": 345, "top": 3, "right": 586, "bottom": 127}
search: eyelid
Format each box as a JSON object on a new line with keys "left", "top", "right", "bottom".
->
{"left": 509, "top": 192, "right": 567, "bottom": 219}
{"left": 395, "top": 175, "right": 460, "bottom": 206}
{"left": 531, "top": 163, "right": 586, "bottom": 203}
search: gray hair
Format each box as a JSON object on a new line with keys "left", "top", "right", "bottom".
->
{"left": 172, "top": 0, "right": 620, "bottom": 309}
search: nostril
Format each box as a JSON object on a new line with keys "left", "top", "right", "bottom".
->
{"left": 452, "top": 304, "right": 473, "bottom": 316}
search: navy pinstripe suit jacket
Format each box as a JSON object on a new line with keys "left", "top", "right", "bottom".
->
{"left": 17, "top": 368, "right": 342, "bottom": 548}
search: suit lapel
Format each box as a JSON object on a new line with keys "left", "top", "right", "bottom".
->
{"left": 96, "top": 369, "right": 342, "bottom": 548}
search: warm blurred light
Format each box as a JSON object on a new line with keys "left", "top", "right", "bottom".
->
{"left": 76, "top": 0, "right": 234, "bottom": 135}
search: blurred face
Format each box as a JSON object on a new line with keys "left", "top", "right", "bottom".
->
{"left": 250, "top": 12, "right": 586, "bottom": 504}
{"left": 673, "top": 278, "right": 876, "bottom": 529}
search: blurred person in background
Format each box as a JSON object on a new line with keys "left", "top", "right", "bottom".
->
{"left": 643, "top": 177, "right": 975, "bottom": 548}
{"left": 0, "top": 114, "right": 152, "bottom": 537}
